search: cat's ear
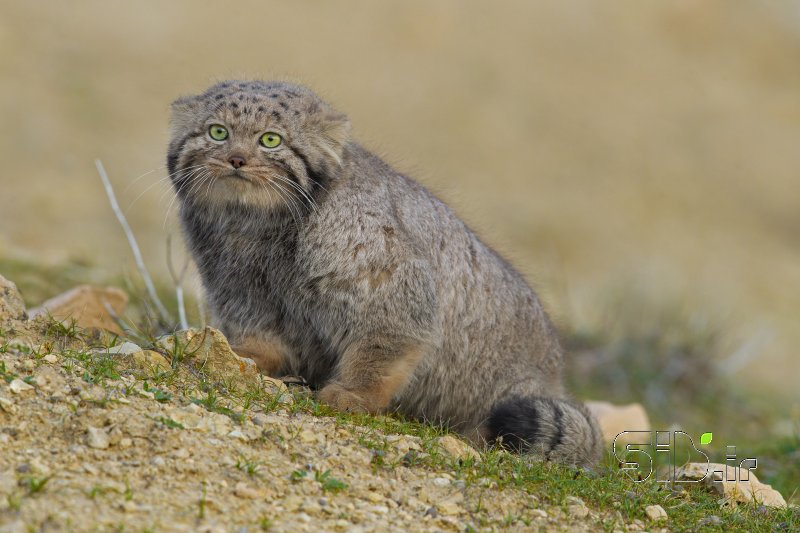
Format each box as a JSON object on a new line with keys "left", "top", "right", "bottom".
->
{"left": 169, "top": 95, "right": 204, "bottom": 137}
{"left": 307, "top": 107, "right": 351, "bottom": 167}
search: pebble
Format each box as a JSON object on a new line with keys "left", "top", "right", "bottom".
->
{"left": 0, "top": 396, "right": 17, "bottom": 414}
{"left": 86, "top": 427, "right": 110, "bottom": 449}
{"left": 437, "top": 500, "right": 463, "bottom": 516}
{"left": 105, "top": 342, "right": 142, "bottom": 355}
{"left": 9, "top": 379, "right": 34, "bottom": 394}
{"left": 365, "top": 492, "right": 384, "bottom": 503}
{"left": 431, "top": 477, "right": 450, "bottom": 487}
{"left": 531, "top": 509, "right": 548, "bottom": 519}
{"left": 568, "top": 504, "right": 589, "bottom": 518}
{"left": 299, "top": 429, "right": 319, "bottom": 444}
{"left": 565, "top": 495, "right": 585, "bottom": 506}
{"left": 227, "top": 429, "right": 248, "bottom": 441}
{"left": 436, "top": 435, "right": 480, "bottom": 461}
{"left": 234, "top": 482, "right": 263, "bottom": 499}
{"left": 43, "top": 353, "right": 58, "bottom": 364}
{"left": 644, "top": 504, "right": 667, "bottom": 521}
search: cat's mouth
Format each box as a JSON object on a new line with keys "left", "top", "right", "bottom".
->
{"left": 217, "top": 168, "right": 252, "bottom": 183}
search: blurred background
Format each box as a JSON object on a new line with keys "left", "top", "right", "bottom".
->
{"left": 0, "top": 0, "right": 798, "bottom": 462}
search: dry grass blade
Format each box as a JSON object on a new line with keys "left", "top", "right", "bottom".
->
{"left": 96, "top": 159, "right": 173, "bottom": 326}
{"left": 166, "top": 234, "right": 190, "bottom": 330}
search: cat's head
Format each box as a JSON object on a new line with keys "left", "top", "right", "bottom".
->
{"left": 167, "top": 80, "right": 350, "bottom": 213}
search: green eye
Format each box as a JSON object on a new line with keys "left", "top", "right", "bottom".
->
{"left": 208, "top": 124, "right": 228, "bottom": 141}
{"left": 260, "top": 132, "right": 282, "bottom": 148}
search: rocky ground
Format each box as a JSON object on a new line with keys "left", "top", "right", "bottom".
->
{"left": 0, "top": 274, "right": 795, "bottom": 532}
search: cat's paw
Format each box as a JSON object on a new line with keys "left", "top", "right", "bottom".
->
{"left": 318, "top": 383, "right": 371, "bottom": 413}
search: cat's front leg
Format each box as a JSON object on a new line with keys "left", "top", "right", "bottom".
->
{"left": 318, "top": 335, "right": 428, "bottom": 414}
{"left": 230, "top": 333, "right": 291, "bottom": 377}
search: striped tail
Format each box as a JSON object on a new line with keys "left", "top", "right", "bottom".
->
{"left": 486, "top": 396, "right": 603, "bottom": 468}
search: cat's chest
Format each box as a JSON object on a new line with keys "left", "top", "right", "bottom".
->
{"left": 192, "top": 222, "right": 296, "bottom": 296}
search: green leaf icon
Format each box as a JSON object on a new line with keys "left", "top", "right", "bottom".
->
{"left": 700, "top": 432, "right": 713, "bottom": 445}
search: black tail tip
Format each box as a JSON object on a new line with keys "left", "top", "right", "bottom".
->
{"left": 485, "top": 395, "right": 602, "bottom": 468}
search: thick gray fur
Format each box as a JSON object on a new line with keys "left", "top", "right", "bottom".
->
{"left": 166, "top": 80, "right": 602, "bottom": 467}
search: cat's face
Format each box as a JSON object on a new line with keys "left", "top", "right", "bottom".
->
{"left": 167, "top": 81, "right": 350, "bottom": 214}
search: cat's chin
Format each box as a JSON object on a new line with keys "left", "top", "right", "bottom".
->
{"left": 193, "top": 181, "right": 294, "bottom": 213}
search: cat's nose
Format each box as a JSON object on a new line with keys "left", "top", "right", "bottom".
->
{"left": 228, "top": 155, "right": 246, "bottom": 169}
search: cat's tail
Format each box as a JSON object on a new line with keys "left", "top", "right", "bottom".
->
{"left": 485, "top": 395, "right": 603, "bottom": 468}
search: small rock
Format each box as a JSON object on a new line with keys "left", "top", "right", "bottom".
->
{"left": 675, "top": 462, "right": 787, "bottom": 508}
{"left": 568, "top": 504, "right": 589, "bottom": 519}
{"left": 531, "top": 509, "right": 548, "bottom": 519}
{"left": 565, "top": 496, "right": 585, "bottom": 506}
{"left": 436, "top": 435, "right": 480, "bottom": 461}
{"left": 121, "top": 501, "right": 138, "bottom": 513}
{"left": 29, "top": 285, "right": 128, "bottom": 335}
{"left": 129, "top": 350, "right": 171, "bottom": 372}
{"left": 365, "top": 492, "right": 384, "bottom": 503}
{"left": 105, "top": 342, "right": 142, "bottom": 355}
{"left": 119, "top": 438, "right": 133, "bottom": 448}
{"left": 437, "top": 493, "right": 464, "bottom": 516}
{"left": 644, "top": 504, "right": 667, "bottom": 521}
{"left": 283, "top": 495, "right": 303, "bottom": 512}
{"left": 0, "top": 396, "right": 17, "bottom": 415}
{"left": 299, "top": 429, "right": 319, "bottom": 444}
{"left": 170, "top": 448, "right": 190, "bottom": 459}
{"left": 431, "top": 477, "right": 450, "bottom": 487}
{"left": 386, "top": 434, "right": 422, "bottom": 454}
{"left": 234, "top": 481, "right": 263, "bottom": 499}
{"left": 86, "top": 426, "right": 110, "bottom": 449}
{"left": 227, "top": 429, "right": 249, "bottom": 441}
{"left": 0, "top": 274, "right": 28, "bottom": 327}
{"left": 586, "top": 400, "right": 650, "bottom": 443}
{"left": 43, "top": 353, "right": 58, "bottom": 364}
{"left": 9, "top": 378, "right": 34, "bottom": 394}
{"left": 156, "top": 327, "right": 260, "bottom": 386}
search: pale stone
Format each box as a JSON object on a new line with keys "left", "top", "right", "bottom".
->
{"left": 365, "top": 492, "right": 384, "bottom": 503}
{"left": 29, "top": 285, "right": 128, "bottom": 335}
{"left": 436, "top": 435, "right": 480, "bottom": 461}
{"left": 387, "top": 434, "right": 422, "bottom": 454}
{"left": 129, "top": 350, "right": 171, "bottom": 372}
{"left": 299, "top": 429, "right": 319, "bottom": 444}
{"left": 0, "top": 274, "right": 28, "bottom": 328}
{"left": 86, "top": 426, "right": 110, "bottom": 449}
{"left": 234, "top": 481, "right": 263, "bottom": 499}
{"left": 43, "top": 353, "right": 58, "bottom": 364}
{"left": 156, "top": 327, "right": 261, "bottom": 386}
{"left": 586, "top": 400, "right": 650, "bottom": 443}
{"left": 644, "top": 504, "right": 667, "bottom": 521}
{"left": 674, "top": 462, "right": 787, "bottom": 508}
{"left": 9, "top": 378, "right": 34, "bottom": 394}
{"left": 437, "top": 500, "right": 463, "bottom": 516}
{"left": 0, "top": 396, "right": 17, "bottom": 414}
{"left": 105, "top": 342, "right": 142, "bottom": 355}
{"left": 568, "top": 504, "right": 589, "bottom": 518}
